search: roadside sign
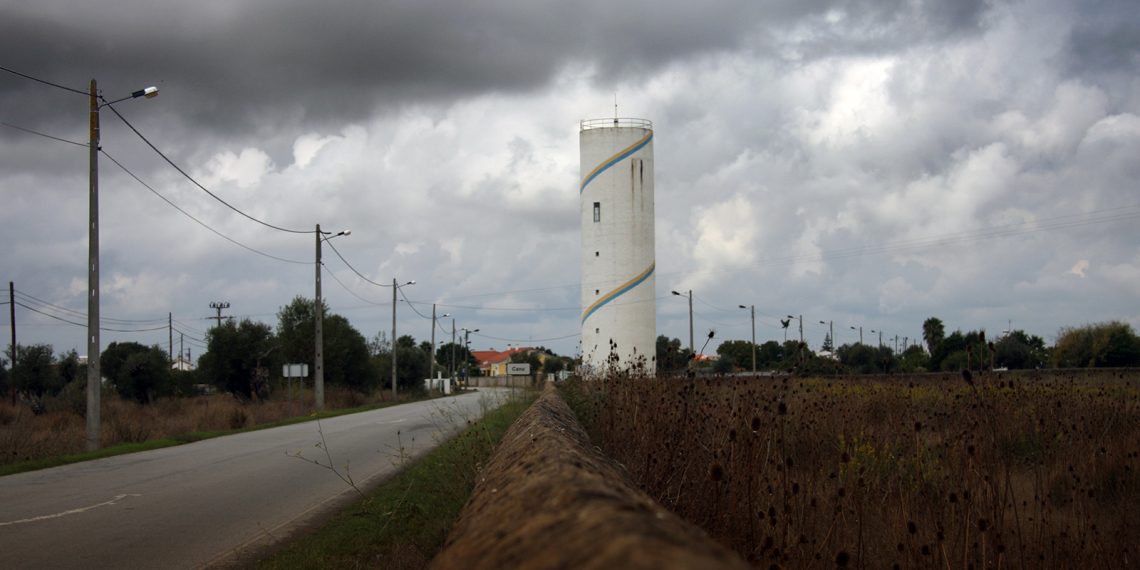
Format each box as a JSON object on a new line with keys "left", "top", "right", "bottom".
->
{"left": 283, "top": 364, "right": 309, "bottom": 377}
{"left": 507, "top": 363, "right": 531, "bottom": 375}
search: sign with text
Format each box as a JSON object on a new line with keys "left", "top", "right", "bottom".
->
{"left": 283, "top": 364, "right": 309, "bottom": 378}
{"left": 507, "top": 363, "right": 531, "bottom": 375}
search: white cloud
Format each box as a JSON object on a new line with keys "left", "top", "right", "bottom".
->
{"left": 1068, "top": 260, "right": 1089, "bottom": 278}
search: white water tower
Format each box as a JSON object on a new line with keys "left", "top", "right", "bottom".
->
{"left": 580, "top": 118, "right": 656, "bottom": 373}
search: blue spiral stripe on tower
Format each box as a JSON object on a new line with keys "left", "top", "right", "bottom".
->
{"left": 579, "top": 132, "right": 653, "bottom": 194}
{"left": 581, "top": 262, "right": 655, "bottom": 324}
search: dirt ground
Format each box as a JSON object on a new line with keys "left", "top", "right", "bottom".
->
{"left": 428, "top": 383, "right": 749, "bottom": 570}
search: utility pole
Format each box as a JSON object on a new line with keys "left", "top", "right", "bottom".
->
{"left": 208, "top": 302, "right": 230, "bottom": 328}
{"left": 430, "top": 304, "right": 436, "bottom": 384}
{"left": 392, "top": 278, "right": 397, "bottom": 401}
{"left": 315, "top": 224, "right": 324, "bottom": 411}
{"left": 168, "top": 313, "right": 173, "bottom": 367}
{"left": 740, "top": 305, "right": 756, "bottom": 374}
{"left": 450, "top": 319, "right": 456, "bottom": 381}
{"left": 85, "top": 80, "right": 158, "bottom": 452}
{"left": 87, "top": 79, "right": 101, "bottom": 452}
{"left": 179, "top": 333, "right": 184, "bottom": 369}
{"left": 8, "top": 282, "right": 15, "bottom": 361}
{"left": 9, "top": 282, "right": 15, "bottom": 404}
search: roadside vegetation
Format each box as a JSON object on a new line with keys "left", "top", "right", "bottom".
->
{"left": 560, "top": 368, "right": 1140, "bottom": 569}
{"left": 0, "top": 295, "right": 490, "bottom": 472}
{"left": 253, "top": 388, "right": 538, "bottom": 570}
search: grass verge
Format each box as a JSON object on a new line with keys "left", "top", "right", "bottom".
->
{"left": 252, "top": 388, "right": 537, "bottom": 570}
{"left": 0, "top": 394, "right": 451, "bottom": 478}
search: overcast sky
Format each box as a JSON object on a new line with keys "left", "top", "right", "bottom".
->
{"left": 2, "top": 0, "right": 1138, "bottom": 365}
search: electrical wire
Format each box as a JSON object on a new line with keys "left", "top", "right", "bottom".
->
{"left": 14, "top": 290, "right": 169, "bottom": 325}
{"left": 101, "top": 151, "right": 309, "bottom": 264}
{"left": 398, "top": 286, "right": 433, "bottom": 320}
{"left": 0, "top": 65, "right": 89, "bottom": 96}
{"left": 15, "top": 302, "right": 168, "bottom": 332}
{"left": 322, "top": 266, "right": 392, "bottom": 307}
{"left": 0, "top": 121, "right": 86, "bottom": 147}
{"left": 472, "top": 331, "right": 581, "bottom": 343}
{"left": 322, "top": 239, "right": 399, "bottom": 288}
{"left": 102, "top": 104, "right": 311, "bottom": 234}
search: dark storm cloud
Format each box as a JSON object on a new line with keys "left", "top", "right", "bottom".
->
{"left": 2, "top": 0, "right": 996, "bottom": 135}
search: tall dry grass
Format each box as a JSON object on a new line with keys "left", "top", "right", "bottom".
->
{"left": 0, "top": 385, "right": 395, "bottom": 466}
{"left": 561, "top": 369, "right": 1139, "bottom": 569}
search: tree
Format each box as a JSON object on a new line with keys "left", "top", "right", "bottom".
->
{"left": 836, "top": 343, "right": 898, "bottom": 374}
{"left": 198, "top": 319, "right": 278, "bottom": 401}
{"left": 276, "top": 296, "right": 329, "bottom": 371}
{"left": 900, "top": 344, "right": 930, "bottom": 372}
{"left": 435, "top": 342, "right": 475, "bottom": 374}
{"left": 821, "top": 333, "right": 834, "bottom": 353}
{"left": 717, "top": 340, "right": 756, "bottom": 371}
{"left": 6, "top": 343, "right": 63, "bottom": 400}
{"left": 712, "top": 355, "right": 735, "bottom": 374}
{"left": 57, "top": 349, "right": 82, "bottom": 386}
{"left": 544, "top": 356, "right": 566, "bottom": 376}
{"left": 0, "top": 355, "right": 8, "bottom": 395}
{"left": 322, "top": 314, "right": 378, "bottom": 392}
{"left": 101, "top": 342, "right": 171, "bottom": 403}
{"left": 656, "top": 335, "right": 692, "bottom": 372}
{"left": 922, "top": 317, "right": 945, "bottom": 354}
{"left": 510, "top": 351, "right": 544, "bottom": 374}
{"left": 1052, "top": 321, "right": 1140, "bottom": 368}
{"left": 993, "top": 334, "right": 1034, "bottom": 370}
{"left": 276, "top": 296, "right": 375, "bottom": 391}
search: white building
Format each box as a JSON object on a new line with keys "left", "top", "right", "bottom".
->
{"left": 580, "top": 118, "right": 656, "bottom": 374}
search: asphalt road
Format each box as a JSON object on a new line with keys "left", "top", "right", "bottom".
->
{"left": 0, "top": 389, "right": 511, "bottom": 570}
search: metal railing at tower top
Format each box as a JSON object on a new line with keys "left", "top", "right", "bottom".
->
{"left": 580, "top": 118, "right": 653, "bottom": 131}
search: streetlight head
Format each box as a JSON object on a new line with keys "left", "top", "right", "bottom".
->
{"left": 407, "top": 280, "right": 416, "bottom": 285}
{"left": 851, "top": 326, "right": 857, "bottom": 330}
{"left": 788, "top": 315, "right": 795, "bottom": 319}
{"left": 820, "top": 321, "right": 826, "bottom": 324}
{"left": 132, "top": 86, "right": 159, "bottom": 99}
{"left": 739, "top": 305, "right": 747, "bottom": 309}
{"left": 671, "top": 291, "right": 681, "bottom": 296}
{"left": 441, "top": 313, "right": 451, "bottom": 318}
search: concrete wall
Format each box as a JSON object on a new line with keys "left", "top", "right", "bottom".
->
{"left": 428, "top": 383, "right": 748, "bottom": 570}
{"left": 580, "top": 119, "right": 656, "bottom": 374}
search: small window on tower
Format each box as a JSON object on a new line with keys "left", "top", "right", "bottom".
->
{"left": 595, "top": 251, "right": 599, "bottom": 257}
{"left": 593, "top": 202, "right": 601, "bottom": 222}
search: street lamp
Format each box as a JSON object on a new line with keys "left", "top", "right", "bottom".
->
{"left": 391, "top": 279, "right": 415, "bottom": 401}
{"left": 820, "top": 320, "right": 833, "bottom": 353}
{"left": 87, "top": 80, "right": 158, "bottom": 452}
{"left": 671, "top": 290, "right": 693, "bottom": 364}
{"left": 461, "top": 327, "right": 479, "bottom": 384}
{"left": 430, "top": 304, "right": 450, "bottom": 386}
{"left": 315, "top": 226, "right": 349, "bottom": 411}
{"left": 740, "top": 305, "right": 756, "bottom": 374}
{"left": 851, "top": 326, "right": 863, "bottom": 345}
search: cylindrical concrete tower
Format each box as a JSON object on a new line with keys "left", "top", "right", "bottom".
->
{"left": 580, "top": 118, "right": 655, "bottom": 374}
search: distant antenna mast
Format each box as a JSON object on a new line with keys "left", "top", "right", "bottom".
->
{"left": 614, "top": 94, "right": 618, "bottom": 124}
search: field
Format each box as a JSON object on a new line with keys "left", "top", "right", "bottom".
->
{"left": 0, "top": 385, "right": 405, "bottom": 470}
{"left": 560, "top": 369, "right": 1139, "bottom": 569}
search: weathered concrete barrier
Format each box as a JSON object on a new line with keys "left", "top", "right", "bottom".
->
{"left": 428, "top": 383, "right": 749, "bottom": 570}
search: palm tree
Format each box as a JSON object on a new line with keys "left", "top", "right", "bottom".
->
{"left": 922, "top": 317, "right": 945, "bottom": 354}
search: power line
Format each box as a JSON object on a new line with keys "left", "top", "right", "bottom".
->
{"left": 0, "top": 65, "right": 88, "bottom": 96}
{"left": 0, "top": 121, "right": 86, "bottom": 146}
{"left": 472, "top": 331, "right": 581, "bottom": 343}
{"left": 15, "top": 302, "right": 168, "bottom": 332}
{"left": 102, "top": 104, "right": 311, "bottom": 235}
{"left": 322, "top": 239, "right": 397, "bottom": 288}
{"left": 15, "top": 290, "right": 168, "bottom": 325}
{"left": 101, "top": 150, "right": 308, "bottom": 264}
